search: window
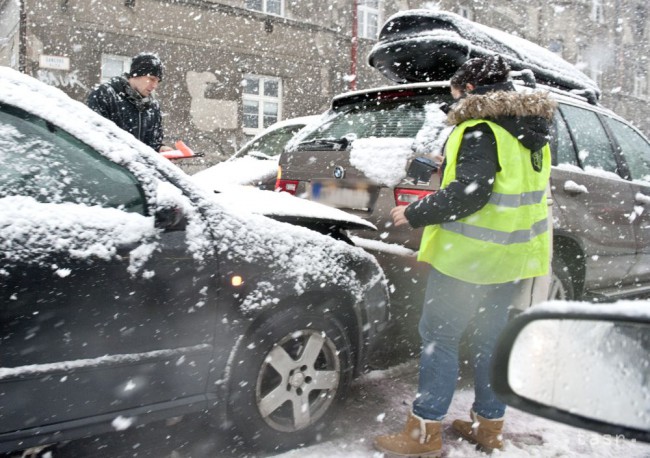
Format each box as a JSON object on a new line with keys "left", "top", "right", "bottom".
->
{"left": 245, "top": 0, "right": 283, "bottom": 16}
{"left": 458, "top": 6, "right": 472, "bottom": 20}
{"left": 0, "top": 104, "right": 146, "bottom": 214}
{"left": 589, "top": 60, "right": 604, "bottom": 88}
{"left": 635, "top": 5, "right": 646, "bottom": 37}
{"left": 239, "top": 124, "right": 305, "bottom": 158}
{"left": 560, "top": 104, "right": 618, "bottom": 174}
{"left": 591, "top": 0, "right": 604, "bottom": 24}
{"left": 242, "top": 75, "right": 282, "bottom": 132}
{"left": 634, "top": 73, "right": 647, "bottom": 99}
{"left": 300, "top": 99, "right": 453, "bottom": 144}
{"left": 553, "top": 113, "right": 578, "bottom": 166}
{"left": 101, "top": 54, "right": 130, "bottom": 83}
{"left": 603, "top": 116, "right": 650, "bottom": 182}
{"left": 358, "top": 0, "right": 380, "bottom": 39}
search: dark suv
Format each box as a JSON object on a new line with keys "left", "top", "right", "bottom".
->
{"left": 276, "top": 77, "right": 650, "bottom": 344}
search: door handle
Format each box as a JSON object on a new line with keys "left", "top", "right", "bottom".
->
{"left": 563, "top": 180, "right": 588, "bottom": 195}
{"left": 634, "top": 193, "right": 650, "bottom": 205}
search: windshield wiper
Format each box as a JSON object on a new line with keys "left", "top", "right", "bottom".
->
{"left": 297, "top": 137, "right": 351, "bottom": 151}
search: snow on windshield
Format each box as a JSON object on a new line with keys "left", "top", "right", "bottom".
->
{"left": 414, "top": 103, "right": 453, "bottom": 156}
{"left": 349, "top": 138, "right": 414, "bottom": 188}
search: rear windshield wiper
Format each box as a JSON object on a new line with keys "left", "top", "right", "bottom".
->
{"left": 297, "top": 137, "right": 351, "bottom": 151}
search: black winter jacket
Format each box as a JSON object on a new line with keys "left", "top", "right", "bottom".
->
{"left": 405, "top": 82, "right": 556, "bottom": 228}
{"left": 87, "top": 76, "right": 164, "bottom": 152}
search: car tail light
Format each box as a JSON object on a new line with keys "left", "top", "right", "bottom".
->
{"left": 276, "top": 179, "right": 300, "bottom": 195}
{"left": 394, "top": 188, "right": 434, "bottom": 206}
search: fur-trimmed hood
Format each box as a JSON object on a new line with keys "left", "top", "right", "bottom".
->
{"left": 447, "top": 88, "right": 557, "bottom": 153}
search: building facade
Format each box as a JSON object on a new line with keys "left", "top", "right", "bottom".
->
{"left": 1, "top": 0, "right": 648, "bottom": 172}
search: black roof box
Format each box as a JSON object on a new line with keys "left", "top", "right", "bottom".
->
{"left": 368, "top": 10, "right": 600, "bottom": 100}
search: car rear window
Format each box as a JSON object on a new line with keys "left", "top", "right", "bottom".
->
{"left": 300, "top": 98, "right": 450, "bottom": 143}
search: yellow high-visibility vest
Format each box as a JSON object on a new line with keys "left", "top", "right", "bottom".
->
{"left": 418, "top": 119, "right": 551, "bottom": 284}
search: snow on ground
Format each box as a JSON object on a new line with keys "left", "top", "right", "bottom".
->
{"left": 272, "top": 360, "right": 650, "bottom": 458}
{"left": 47, "top": 356, "right": 650, "bottom": 457}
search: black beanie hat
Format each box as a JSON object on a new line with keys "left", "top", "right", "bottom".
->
{"left": 129, "top": 53, "right": 163, "bottom": 81}
{"left": 450, "top": 54, "right": 510, "bottom": 89}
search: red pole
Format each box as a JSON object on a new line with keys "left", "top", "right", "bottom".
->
{"left": 19, "top": 0, "right": 27, "bottom": 73}
{"left": 350, "top": 0, "right": 358, "bottom": 91}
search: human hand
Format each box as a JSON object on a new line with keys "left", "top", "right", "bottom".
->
{"left": 390, "top": 206, "right": 410, "bottom": 227}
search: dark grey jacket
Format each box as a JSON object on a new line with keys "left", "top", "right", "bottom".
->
{"left": 87, "top": 76, "right": 164, "bottom": 152}
{"left": 405, "top": 82, "right": 556, "bottom": 228}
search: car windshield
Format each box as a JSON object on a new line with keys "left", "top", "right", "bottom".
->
{"left": 299, "top": 96, "right": 453, "bottom": 146}
{"left": 238, "top": 124, "right": 305, "bottom": 158}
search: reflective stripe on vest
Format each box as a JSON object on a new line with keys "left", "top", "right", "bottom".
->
{"left": 488, "top": 190, "right": 546, "bottom": 207}
{"left": 441, "top": 217, "right": 548, "bottom": 245}
{"left": 417, "top": 118, "right": 551, "bottom": 284}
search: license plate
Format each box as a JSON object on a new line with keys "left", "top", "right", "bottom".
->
{"left": 310, "top": 180, "right": 371, "bottom": 210}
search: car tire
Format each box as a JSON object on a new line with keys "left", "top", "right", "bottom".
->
{"left": 227, "top": 306, "right": 354, "bottom": 450}
{"left": 549, "top": 255, "right": 574, "bottom": 300}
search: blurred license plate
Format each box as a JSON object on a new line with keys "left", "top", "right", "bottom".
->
{"left": 310, "top": 180, "right": 371, "bottom": 210}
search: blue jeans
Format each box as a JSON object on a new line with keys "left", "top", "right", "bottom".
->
{"left": 412, "top": 267, "right": 522, "bottom": 421}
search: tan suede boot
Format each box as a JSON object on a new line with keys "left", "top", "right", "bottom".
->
{"left": 452, "top": 410, "right": 504, "bottom": 452}
{"left": 374, "top": 412, "right": 442, "bottom": 457}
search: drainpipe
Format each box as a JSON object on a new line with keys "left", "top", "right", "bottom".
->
{"left": 19, "top": 0, "right": 27, "bottom": 73}
{"left": 350, "top": 0, "right": 358, "bottom": 91}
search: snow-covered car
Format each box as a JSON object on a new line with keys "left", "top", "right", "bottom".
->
{"left": 192, "top": 115, "right": 320, "bottom": 190}
{"left": 0, "top": 67, "right": 390, "bottom": 454}
{"left": 276, "top": 10, "right": 650, "bottom": 351}
{"left": 492, "top": 301, "right": 650, "bottom": 444}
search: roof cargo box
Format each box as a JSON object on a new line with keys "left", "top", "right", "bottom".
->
{"left": 368, "top": 10, "right": 600, "bottom": 100}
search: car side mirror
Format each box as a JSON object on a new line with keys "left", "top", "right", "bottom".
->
{"left": 492, "top": 305, "right": 650, "bottom": 443}
{"left": 154, "top": 205, "right": 187, "bottom": 231}
{"left": 407, "top": 157, "right": 439, "bottom": 185}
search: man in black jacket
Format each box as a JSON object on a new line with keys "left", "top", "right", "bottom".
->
{"left": 87, "top": 53, "right": 171, "bottom": 152}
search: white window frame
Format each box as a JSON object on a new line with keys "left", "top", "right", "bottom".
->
{"left": 589, "top": 60, "right": 603, "bottom": 88}
{"left": 100, "top": 54, "right": 130, "bottom": 83}
{"left": 591, "top": 0, "right": 604, "bottom": 24}
{"left": 245, "top": 0, "right": 284, "bottom": 16}
{"left": 634, "top": 73, "right": 647, "bottom": 99}
{"left": 242, "top": 75, "right": 282, "bottom": 134}
{"left": 358, "top": 0, "right": 380, "bottom": 40}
